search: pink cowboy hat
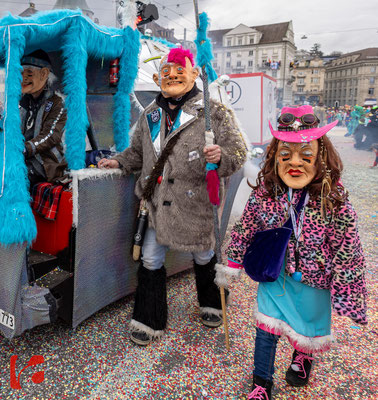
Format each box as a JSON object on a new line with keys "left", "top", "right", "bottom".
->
{"left": 269, "top": 105, "right": 338, "bottom": 143}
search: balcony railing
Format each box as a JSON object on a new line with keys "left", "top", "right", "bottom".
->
{"left": 232, "top": 66, "right": 246, "bottom": 73}
{"left": 257, "top": 63, "right": 281, "bottom": 72}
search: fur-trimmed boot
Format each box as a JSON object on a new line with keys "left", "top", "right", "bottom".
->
{"left": 130, "top": 264, "right": 167, "bottom": 346}
{"left": 193, "top": 255, "right": 228, "bottom": 328}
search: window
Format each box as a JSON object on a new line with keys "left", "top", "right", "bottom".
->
{"left": 368, "top": 88, "right": 375, "bottom": 95}
{"left": 226, "top": 52, "right": 231, "bottom": 57}
{"left": 250, "top": 37, "right": 254, "bottom": 44}
{"left": 249, "top": 50, "right": 253, "bottom": 56}
{"left": 236, "top": 61, "right": 242, "bottom": 67}
{"left": 371, "top": 66, "right": 376, "bottom": 73}
{"left": 297, "top": 87, "right": 304, "bottom": 93}
{"left": 272, "top": 70, "right": 277, "bottom": 77}
{"left": 226, "top": 62, "right": 231, "bottom": 68}
{"left": 313, "top": 69, "right": 319, "bottom": 75}
{"left": 238, "top": 37, "right": 243, "bottom": 45}
{"left": 370, "top": 77, "right": 375, "bottom": 84}
{"left": 248, "top": 60, "right": 253, "bottom": 67}
{"left": 311, "top": 78, "right": 319, "bottom": 83}
{"left": 298, "top": 78, "right": 304, "bottom": 84}
{"left": 227, "top": 39, "right": 231, "bottom": 46}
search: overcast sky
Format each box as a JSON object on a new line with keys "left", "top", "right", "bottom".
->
{"left": 1, "top": 0, "right": 377, "bottom": 55}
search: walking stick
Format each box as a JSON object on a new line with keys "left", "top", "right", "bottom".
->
{"left": 192, "top": 0, "right": 230, "bottom": 350}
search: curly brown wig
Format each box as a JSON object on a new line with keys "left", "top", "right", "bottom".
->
{"left": 252, "top": 135, "right": 347, "bottom": 210}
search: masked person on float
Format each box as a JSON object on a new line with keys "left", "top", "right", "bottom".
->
{"left": 98, "top": 47, "right": 247, "bottom": 346}
{"left": 223, "top": 106, "right": 367, "bottom": 400}
{"left": 20, "top": 49, "right": 67, "bottom": 187}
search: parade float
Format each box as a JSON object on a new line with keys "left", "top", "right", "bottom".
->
{"left": 0, "top": 2, "right": 245, "bottom": 339}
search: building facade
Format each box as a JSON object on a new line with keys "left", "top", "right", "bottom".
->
{"left": 291, "top": 55, "right": 325, "bottom": 105}
{"left": 208, "top": 21, "right": 296, "bottom": 106}
{"left": 143, "top": 21, "right": 181, "bottom": 45}
{"left": 324, "top": 48, "right": 378, "bottom": 107}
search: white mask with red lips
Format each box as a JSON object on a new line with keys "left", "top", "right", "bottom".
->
{"left": 276, "top": 140, "right": 319, "bottom": 189}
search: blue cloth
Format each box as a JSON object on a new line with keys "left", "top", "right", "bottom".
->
{"left": 146, "top": 109, "right": 162, "bottom": 142}
{"left": 253, "top": 327, "right": 280, "bottom": 381}
{"left": 257, "top": 262, "right": 331, "bottom": 338}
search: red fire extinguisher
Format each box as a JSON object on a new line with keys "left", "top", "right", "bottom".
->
{"left": 109, "top": 58, "right": 120, "bottom": 86}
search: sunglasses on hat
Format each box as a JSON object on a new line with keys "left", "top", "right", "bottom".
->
{"left": 278, "top": 113, "right": 320, "bottom": 127}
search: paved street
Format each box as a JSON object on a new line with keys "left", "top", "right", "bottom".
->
{"left": 0, "top": 127, "right": 376, "bottom": 400}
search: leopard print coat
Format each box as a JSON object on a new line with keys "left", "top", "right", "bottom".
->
{"left": 226, "top": 184, "right": 367, "bottom": 325}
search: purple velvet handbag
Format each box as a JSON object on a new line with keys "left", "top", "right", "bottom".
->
{"left": 243, "top": 190, "right": 307, "bottom": 282}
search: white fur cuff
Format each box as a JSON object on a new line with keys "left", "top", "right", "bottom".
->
{"left": 130, "top": 319, "right": 164, "bottom": 338}
{"left": 215, "top": 263, "right": 241, "bottom": 288}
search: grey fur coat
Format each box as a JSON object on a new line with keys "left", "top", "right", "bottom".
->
{"left": 114, "top": 92, "right": 247, "bottom": 252}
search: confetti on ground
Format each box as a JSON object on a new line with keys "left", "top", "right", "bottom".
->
{"left": 0, "top": 128, "right": 376, "bottom": 399}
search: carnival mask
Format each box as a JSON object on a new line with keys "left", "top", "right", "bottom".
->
{"left": 21, "top": 66, "right": 49, "bottom": 96}
{"left": 276, "top": 140, "right": 319, "bottom": 189}
{"left": 153, "top": 55, "right": 199, "bottom": 99}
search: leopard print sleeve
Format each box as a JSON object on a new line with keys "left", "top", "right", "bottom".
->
{"left": 225, "top": 188, "right": 265, "bottom": 267}
{"left": 328, "top": 200, "right": 368, "bottom": 324}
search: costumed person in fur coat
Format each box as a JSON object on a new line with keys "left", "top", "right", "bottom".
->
{"left": 20, "top": 49, "right": 67, "bottom": 187}
{"left": 98, "top": 46, "right": 247, "bottom": 346}
{"left": 222, "top": 105, "right": 367, "bottom": 399}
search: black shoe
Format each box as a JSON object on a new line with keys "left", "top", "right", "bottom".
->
{"left": 200, "top": 313, "right": 223, "bottom": 328}
{"left": 247, "top": 375, "right": 272, "bottom": 400}
{"left": 285, "top": 350, "right": 314, "bottom": 387}
{"left": 130, "top": 330, "right": 152, "bottom": 346}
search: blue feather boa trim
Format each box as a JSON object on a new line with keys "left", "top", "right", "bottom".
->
{"left": 0, "top": 10, "right": 141, "bottom": 244}
{"left": 194, "top": 12, "right": 217, "bottom": 83}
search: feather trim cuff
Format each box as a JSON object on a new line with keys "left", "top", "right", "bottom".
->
{"left": 215, "top": 263, "right": 241, "bottom": 288}
{"left": 130, "top": 319, "right": 164, "bottom": 338}
{"left": 254, "top": 304, "right": 334, "bottom": 353}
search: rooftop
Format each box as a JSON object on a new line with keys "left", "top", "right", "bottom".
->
{"left": 208, "top": 21, "right": 291, "bottom": 47}
{"left": 19, "top": 2, "right": 38, "bottom": 17}
{"left": 329, "top": 48, "right": 378, "bottom": 66}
